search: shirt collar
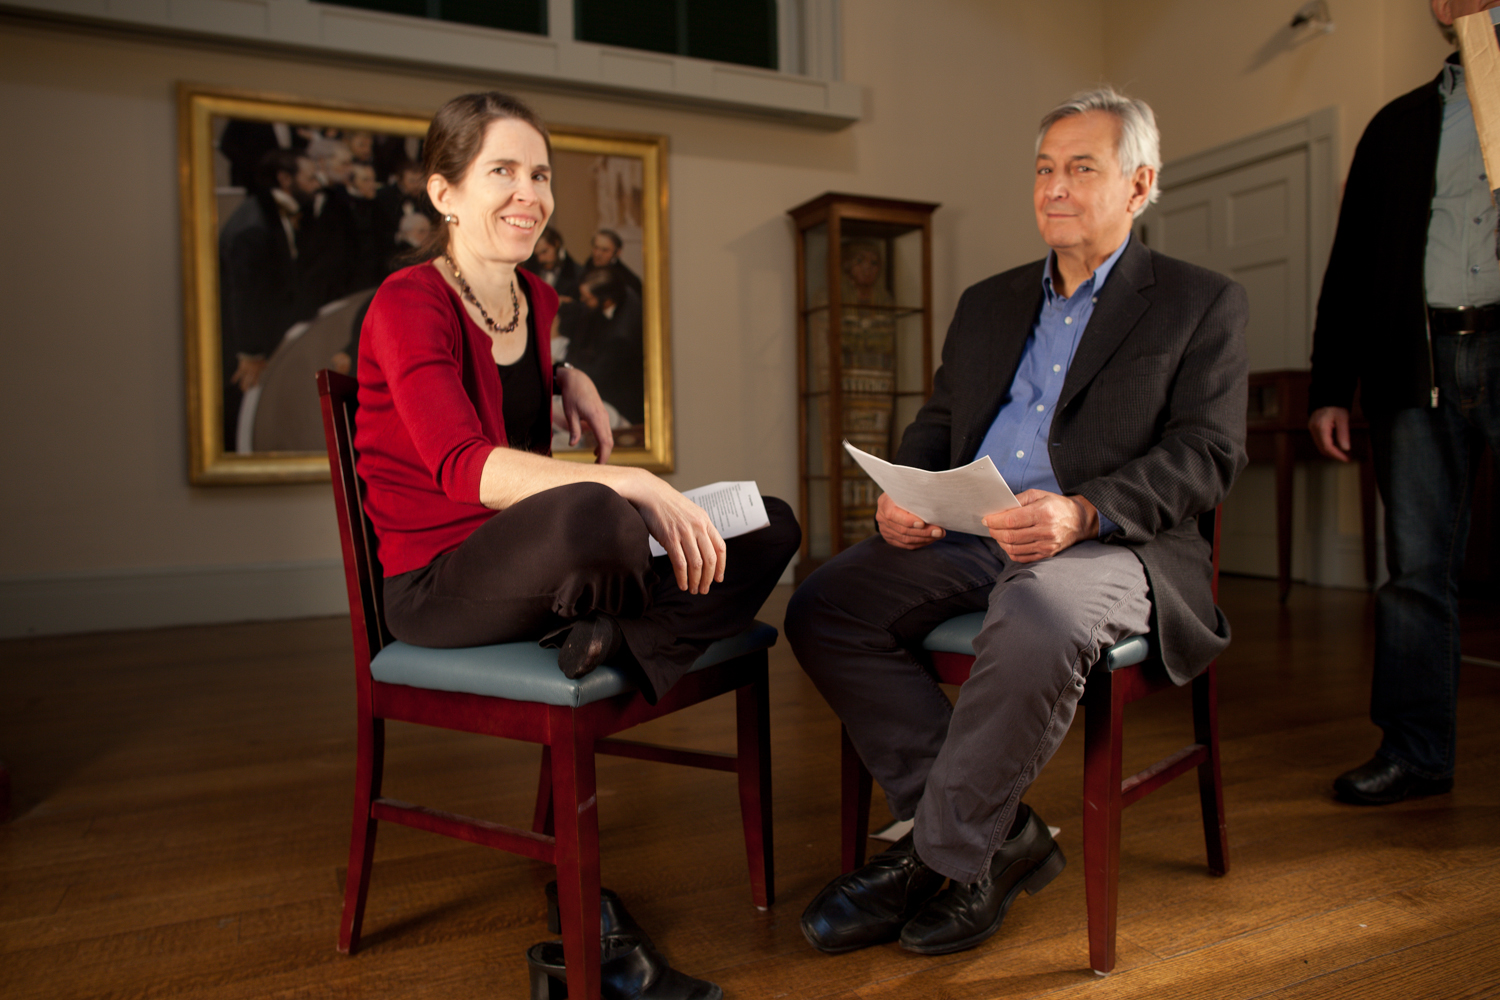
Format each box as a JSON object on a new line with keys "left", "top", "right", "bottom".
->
{"left": 1042, "top": 233, "right": 1131, "bottom": 303}
{"left": 1441, "top": 53, "right": 1464, "bottom": 99}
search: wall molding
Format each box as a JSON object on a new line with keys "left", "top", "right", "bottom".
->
{"left": 0, "top": 560, "right": 348, "bottom": 638}
{"left": 1160, "top": 106, "right": 1340, "bottom": 340}
{"left": 0, "top": 0, "right": 861, "bottom": 127}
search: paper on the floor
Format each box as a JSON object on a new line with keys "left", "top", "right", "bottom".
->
{"left": 843, "top": 442, "right": 1019, "bottom": 536}
{"left": 648, "top": 481, "right": 770, "bottom": 558}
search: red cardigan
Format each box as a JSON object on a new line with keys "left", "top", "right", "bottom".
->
{"left": 354, "top": 263, "right": 559, "bottom": 576}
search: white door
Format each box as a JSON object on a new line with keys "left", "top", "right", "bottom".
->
{"left": 1135, "top": 136, "right": 1369, "bottom": 588}
{"left": 1138, "top": 147, "right": 1309, "bottom": 371}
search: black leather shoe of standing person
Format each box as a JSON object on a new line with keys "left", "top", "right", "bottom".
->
{"left": 525, "top": 935, "right": 722, "bottom": 1000}
{"left": 898, "top": 804, "right": 1066, "bottom": 955}
{"left": 544, "top": 881, "right": 653, "bottom": 948}
{"left": 1333, "top": 755, "right": 1453, "bottom": 806}
{"left": 800, "top": 831, "right": 947, "bottom": 954}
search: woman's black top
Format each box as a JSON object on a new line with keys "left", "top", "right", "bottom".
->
{"left": 496, "top": 280, "right": 549, "bottom": 453}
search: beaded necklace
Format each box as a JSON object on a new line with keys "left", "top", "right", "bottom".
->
{"left": 443, "top": 254, "right": 520, "bottom": 335}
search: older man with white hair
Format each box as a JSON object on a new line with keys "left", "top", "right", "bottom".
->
{"left": 788, "top": 86, "right": 1249, "bottom": 958}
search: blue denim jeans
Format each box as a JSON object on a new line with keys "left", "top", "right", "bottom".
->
{"left": 1369, "top": 328, "right": 1499, "bottom": 779}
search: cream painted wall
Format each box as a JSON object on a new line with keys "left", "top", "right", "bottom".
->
{"left": 0, "top": 2, "right": 1461, "bottom": 633}
{"left": 0, "top": 3, "right": 1103, "bottom": 632}
{"left": 1103, "top": 0, "right": 1452, "bottom": 176}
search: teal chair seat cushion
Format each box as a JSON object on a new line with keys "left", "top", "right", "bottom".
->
{"left": 370, "top": 621, "right": 778, "bottom": 708}
{"left": 921, "top": 612, "right": 1150, "bottom": 671}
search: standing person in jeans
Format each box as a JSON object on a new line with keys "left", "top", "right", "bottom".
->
{"left": 1308, "top": 0, "right": 1500, "bottom": 805}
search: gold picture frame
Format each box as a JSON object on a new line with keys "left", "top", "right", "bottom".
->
{"left": 179, "top": 84, "right": 673, "bottom": 485}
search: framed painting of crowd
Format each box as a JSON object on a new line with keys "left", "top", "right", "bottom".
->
{"left": 179, "top": 85, "right": 673, "bottom": 484}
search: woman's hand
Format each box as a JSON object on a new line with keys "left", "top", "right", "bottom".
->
{"left": 615, "top": 469, "right": 726, "bottom": 594}
{"left": 556, "top": 365, "right": 615, "bottom": 464}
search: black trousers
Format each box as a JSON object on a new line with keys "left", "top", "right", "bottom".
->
{"left": 384, "top": 482, "right": 800, "bottom": 701}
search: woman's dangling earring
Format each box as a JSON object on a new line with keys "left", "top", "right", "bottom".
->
{"left": 443, "top": 214, "right": 456, "bottom": 224}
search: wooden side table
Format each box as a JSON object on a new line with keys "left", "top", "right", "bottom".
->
{"left": 1245, "top": 370, "right": 1377, "bottom": 601}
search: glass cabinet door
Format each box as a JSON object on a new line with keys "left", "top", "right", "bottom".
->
{"left": 790, "top": 194, "right": 938, "bottom": 578}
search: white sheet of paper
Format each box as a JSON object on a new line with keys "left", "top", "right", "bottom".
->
{"left": 843, "top": 442, "right": 1019, "bottom": 536}
{"left": 648, "top": 481, "right": 770, "bottom": 558}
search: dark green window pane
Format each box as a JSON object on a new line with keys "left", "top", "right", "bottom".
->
{"left": 575, "top": 0, "right": 680, "bottom": 56}
{"left": 442, "top": 0, "right": 547, "bottom": 34}
{"left": 684, "top": 0, "right": 776, "bottom": 69}
{"left": 315, "top": 0, "right": 548, "bottom": 36}
{"left": 319, "top": 0, "right": 427, "bottom": 16}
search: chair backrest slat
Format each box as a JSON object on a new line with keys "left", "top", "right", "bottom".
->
{"left": 318, "top": 369, "right": 388, "bottom": 673}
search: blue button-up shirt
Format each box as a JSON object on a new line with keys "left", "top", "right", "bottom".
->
{"left": 1425, "top": 34, "right": 1500, "bottom": 309}
{"left": 976, "top": 236, "right": 1130, "bottom": 536}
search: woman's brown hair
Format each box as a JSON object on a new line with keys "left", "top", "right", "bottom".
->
{"left": 409, "top": 91, "right": 551, "bottom": 262}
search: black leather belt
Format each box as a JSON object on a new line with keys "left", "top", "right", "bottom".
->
{"left": 1429, "top": 304, "right": 1500, "bottom": 334}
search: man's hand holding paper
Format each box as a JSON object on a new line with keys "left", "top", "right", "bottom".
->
{"left": 983, "top": 490, "right": 1102, "bottom": 563}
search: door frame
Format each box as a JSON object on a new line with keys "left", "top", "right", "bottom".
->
{"left": 1146, "top": 106, "right": 1340, "bottom": 361}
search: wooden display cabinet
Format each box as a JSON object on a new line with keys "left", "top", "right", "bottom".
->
{"left": 788, "top": 193, "right": 939, "bottom": 580}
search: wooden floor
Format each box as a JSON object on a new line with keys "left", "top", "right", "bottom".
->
{"left": 2, "top": 577, "right": 1499, "bottom": 1000}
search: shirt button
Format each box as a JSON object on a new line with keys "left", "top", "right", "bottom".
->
{"left": 1064, "top": 316, "right": 1073, "bottom": 325}
{"left": 1477, "top": 217, "right": 1485, "bottom": 225}
{"left": 1091, "top": 297, "right": 1098, "bottom": 304}
{"left": 1036, "top": 404, "right": 1045, "bottom": 412}
{"left": 1016, "top": 450, "right": 1025, "bottom": 458}
{"left": 1473, "top": 265, "right": 1482, "bottom": 274}
{"left": 1053, "top": 364, "right": 1061, "bottom": 372}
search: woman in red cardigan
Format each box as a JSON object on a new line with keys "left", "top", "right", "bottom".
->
{"left": 354, "top": 92, "right": 798, "bottom": 707}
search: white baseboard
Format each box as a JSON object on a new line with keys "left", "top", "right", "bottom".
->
{"left": 0, "top": 560, "right": 349, "bottom": 638}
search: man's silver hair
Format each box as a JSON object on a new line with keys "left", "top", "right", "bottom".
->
{"left": 1036, "top": 86, "right": 1161, "bottom": 215}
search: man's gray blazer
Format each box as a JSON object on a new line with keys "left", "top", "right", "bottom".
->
{"left": 895, "top": 238, "right": 1249, "bottom": 684}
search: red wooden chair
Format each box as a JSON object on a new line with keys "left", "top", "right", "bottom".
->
{"left": 318, "top": 370, "right": 777, "bottom": 1000}
{"left": 840, "top": 508, "right": 1228, "bottom": 974}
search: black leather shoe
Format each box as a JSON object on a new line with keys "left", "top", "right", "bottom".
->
{"left": 544, "top": 881, "right": 653, "bottom": 948}
{"left": 557, "top": 615, "right": 625, "bottom": 680}
{"left": 800, "top": 831, "right": 947, "bottom": 954}
{"left": 1333, "top": 755, "right": 1453, "bottom": 806}
{"left": 525, "top": 935, "right": 722, "bottom": 1000}
{"left": 898, "top": 804, "right": 1066, "bottom": 955}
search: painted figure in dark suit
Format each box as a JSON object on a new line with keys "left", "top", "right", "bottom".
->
{"left": 522, "top": 227, "right": 583, "bottom": 301}
{"left": 1309, "top": 0, "right": 1500, "bottom": 806}
{"left": 589, "top": 227, "right": 643, "bottom": 296}
{"left": 218, "top": 148, "right": 320, "bottom": 450}
{"left": 789, "top": 87, "right": 1248, "bottom": 958}
{"left": 571, "top": 268, "right": 645, "bottom": 425}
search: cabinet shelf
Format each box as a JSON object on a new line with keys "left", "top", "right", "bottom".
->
{"left": 788, "top": 192, "right": 939, "bottom": 579}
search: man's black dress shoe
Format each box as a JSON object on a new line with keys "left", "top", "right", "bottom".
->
{"left": 525, "top": 934, "right": 722, "bottom": 1000}
{"left": 800, "top": 831, "right": 946, "bottom": 954}
{"left": 544, "top": 881, "right": 653, "bottom": 948}
{"left": 1333, "top": 755, "right": 1453, "bottom": 806}
{"left": 898, "top": 804, "right": 1066, "bottom": 955}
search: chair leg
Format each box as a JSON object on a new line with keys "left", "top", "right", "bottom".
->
{"left": 1082, "top": 672, "right": 1126, "bottom": 975}
{"left": 840, "top": 725, "right": 873, "bottom": 873}
{"left": 338, "top": 717, "right": 384, "bottom": 955}
{"left": 735, "top": 662, "right": 775, "bottom": 908}
{"left": 532, "top": 745, "right": 555, "bottom": 837}
{"left": 549, "top": 709, "right": 602, "bottom": 1000}
{"left": 1193, "top": 664, "right": 1230, "bottom": 876}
